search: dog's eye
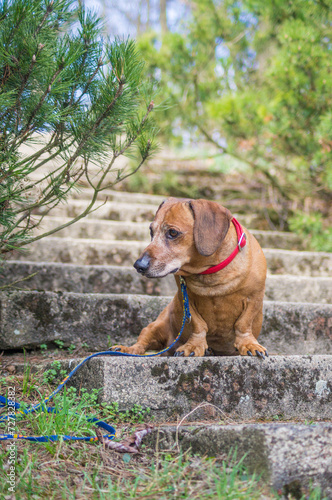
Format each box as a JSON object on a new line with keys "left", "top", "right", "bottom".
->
{"left": 167, "top": 228, "right": 179, "bottom": 239}
{"left": 150, "top": 227, "right": 154, "bottom": 239}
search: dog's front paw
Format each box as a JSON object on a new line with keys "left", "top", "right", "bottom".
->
{"left": 234, "top": 338, "right": 268, "bottom": 359}
{"left": 174, "top": 341, "right": 208, "bottom": 357}
{"left": 110, "top": 344, "right": 146, "bottom": 355}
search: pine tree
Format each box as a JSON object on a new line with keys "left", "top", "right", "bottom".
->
{"left": 0, "top": 0, "right": 157, "bottom": 258}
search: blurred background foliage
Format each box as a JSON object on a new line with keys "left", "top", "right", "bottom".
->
{"left": 3, "top": 0, "right": 331, "bottom": 250}
{"left": 96, "top": 0, "right": 332, "bottom": 247}
{"left": 137, "top": 0, "right": 332, "bottom": 198}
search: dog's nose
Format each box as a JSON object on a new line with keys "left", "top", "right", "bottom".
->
{"left": 134, "top": 253, "right": 151, "bottom": 274}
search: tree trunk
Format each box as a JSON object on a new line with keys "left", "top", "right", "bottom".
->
{"left": 137, "top": 0, "right": 143, "bottom": 35}
{"left": 160, "top": 0, "right": 167, "bottom": 33}
{"left": 147, "top": 0, "right": 151, "bottom": 30}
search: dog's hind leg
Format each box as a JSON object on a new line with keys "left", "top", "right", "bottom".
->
{"left": 233, "top": 296, "right": 267, "bottom": 358}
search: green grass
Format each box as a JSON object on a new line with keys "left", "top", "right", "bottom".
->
{"left": 0, "top": 366, "right": 328, "bottom": 499}
{"left": 0, "top": 440, "right": 326, "bottom": 499}
{"left": 0, "top": 442, "right": 265, "bottom": 499}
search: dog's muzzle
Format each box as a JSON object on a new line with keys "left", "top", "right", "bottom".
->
{"left": 134, "top": 253, "right": 151, "bottom": 275}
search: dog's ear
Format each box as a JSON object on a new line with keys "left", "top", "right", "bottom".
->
{"left": 155, "top": 200, "right": 166, "bottom": 214}
{"left": 189, "top": 200, "right": 232, "bottom": 256}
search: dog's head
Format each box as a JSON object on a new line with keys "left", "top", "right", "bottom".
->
{"left": 134, "top": 198, "right": 232, "bottom": 278}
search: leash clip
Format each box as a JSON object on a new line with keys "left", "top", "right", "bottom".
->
{"left": 238, "top": 232, "right": 246, "bottom": 251}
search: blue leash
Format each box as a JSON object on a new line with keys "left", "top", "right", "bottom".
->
{"left": 0, "top": 277, "right": 191, "bottom": 443}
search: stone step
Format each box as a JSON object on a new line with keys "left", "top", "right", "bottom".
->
{"left": 265, "top": 274, "right": 332, "bottom": 304}
{"left": 8, "top": 353, "right": 332, "bottom": 495}
{"left": 8, "top": 237, "right": 332, "bottom": 276}
{"left": 3, "top": 262, "right": 332, "bottom": 304}
{"left": 36, "top": 217, "right": 150, "bottom": 241}
{"left": 35, "top": 216, "right": 304, "bottom": 250}
{"left": 146, "top": 423, "right": 332, "bottom": 498}
{"left": 67, "top": 188, "right": 281, "bottom": 215}
{"left": 36, "top": 200, "right": 158, "bottom": 223}
{"left": 34, "top": 199, "right": 259, "bottom": 228}
{"left": 265, "top": 248, "right": 332, "bottom": 277}
{"left": 70, "top": 189, "right": 165, "bottom": 205}
{"left": 0, "top": 290, "right": 331, "bottom": 353}
{"left": 1, "top": 261, "right": 175, "bottom": 296}
{"left": 58, "top": 356, "right": 332, "bottom": 422}
{"left": 29, "top": 176, "right": 275, "bottom": 227}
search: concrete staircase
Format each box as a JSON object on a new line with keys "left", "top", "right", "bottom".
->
{"left": 1, "top": 188, "right": 332, "bottom": 496}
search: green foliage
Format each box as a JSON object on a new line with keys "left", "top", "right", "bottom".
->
{"left": 0, "top": 0, "right": 157, "bottom": 260}
{"left": 289, "top": 211, "right": 332, "bottom": 252}
{"left": 100, "top": 401, "right": 151, "bottom": 424}
{"left": 67, "top": 343, "right": 76, "bottom": 353}
{"left": 42, "top": 360, "right": 67, "bottom": 384}
{"left": 54, "top": 339, "right": 64, "bottom": 350}
{"left": 137, "top": 0, "right": 332, "bottom": 208}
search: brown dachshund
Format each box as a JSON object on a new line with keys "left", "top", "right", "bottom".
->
{"left": 114, "top": 198, "right": 268, "bottom": 358}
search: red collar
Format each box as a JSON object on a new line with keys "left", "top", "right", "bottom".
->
{"left": 199, "top": 217, "right": 246, "bottom": 275}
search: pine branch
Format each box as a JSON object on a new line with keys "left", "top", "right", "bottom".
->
{"left": 69, "top": 49, "right": 103, "bottom": 108}
{"left": 114, "top": 100, "right": 154, "bottom": 158}
{"left": 74, "top": 60, "right": 103, "bottom": 106}
{"left": 64, "top": 80, "right": 125, "bottom": 172}
{"left": 2, "top": 184, "right": 101, "bottom": 252}
{"left": 16, "top": 131, "right": 59, "bottom": 167}
{"left": 84, "top": 155, "right": 99, "bottom": 190}
{"left": 4, "top": 131, "right": 154, "bottom": 252}
{"left": 35, "top": 0, "right": 54, "bottom": 37}
{"left": 15, "top": 63, "right": 65, "bottom": 145}
{"left": 12, "top": 136, "right": 78, "bottom": 197}
{"left": 0, "top": 272, "right": 39, "bottom": 291}
{"left": 110, "top": 142, "right": 152, "bottom": 188}
{"left": 1, "top": 13, "right": 25, "bottom": 63}
{"left": 0, "top": 4, "right": 156, "bottom": 260}
{"left": 0, "top": 52, "right": 38, "bottom": 123}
